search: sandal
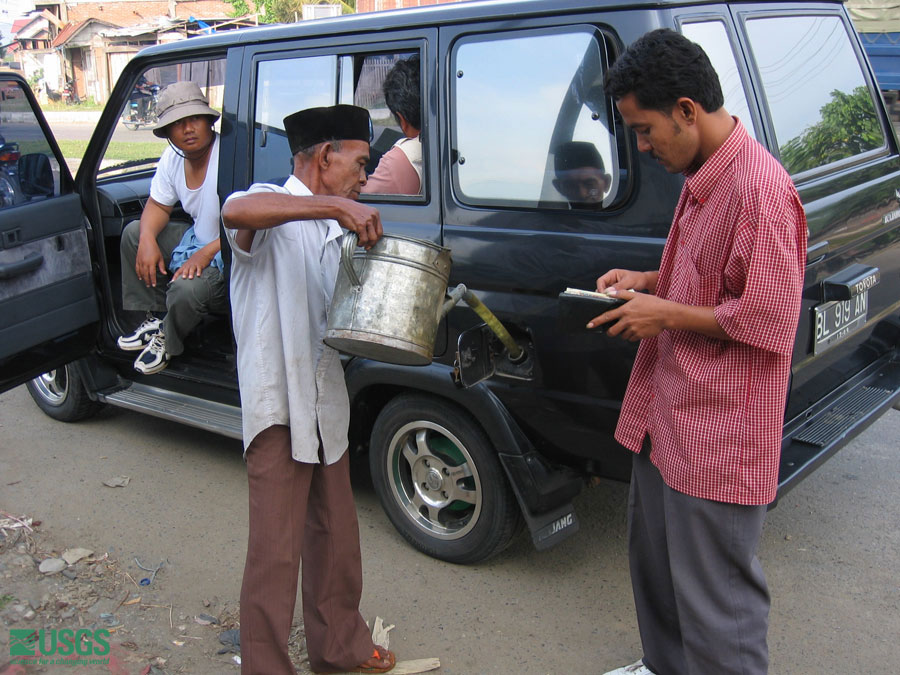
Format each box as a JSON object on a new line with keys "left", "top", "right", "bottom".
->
{"left": 315, "top": 645, "right": 396, "bottom": 674}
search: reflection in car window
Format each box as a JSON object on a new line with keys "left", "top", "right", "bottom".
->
{"left": 681, "top": 20, "right": 756, "bottom": 140}
{"left": 746, "top": 15, "right": 883, "bottom": 174}
{"left": 251, "top": 55, "right": 337, "bottom": 183}
{"left": 102, "top": 59, "right": 225, "bottom": 180}
{"left": 0, "top": 79, "right": 61, "bottom": 210}
{"left": 452, "top": 29, "right": 619, "bottom": 210}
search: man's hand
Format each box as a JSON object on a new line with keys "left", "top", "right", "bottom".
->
{"left": 588, "top": 290, "right": 671, "bottom": 341}
{"left": 172, "top": 249, "right": 214, "bottom": 281}
{"left": 596, "top": 268, "right": 658, "bottom": 294}
{"left": 589, "top": 291, "right": 730, "bottom": 342}
{"left": 334, "top": 198, "right": 383, "bottom": 249}
{"left": 135, "top": 237, "right": 167, "bottom": 288}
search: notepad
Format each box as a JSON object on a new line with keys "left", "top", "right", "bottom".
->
{"left": 558, "top": 287, "right": 627, "bottom": 332}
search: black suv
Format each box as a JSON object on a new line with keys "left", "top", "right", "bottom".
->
{"left": 2, "top": 0, "right": 898, "bottom": 564}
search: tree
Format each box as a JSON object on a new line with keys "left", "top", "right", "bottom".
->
{"left": 226, "top": 0, "right": 355, "bottom": 23}
{"left": 779, "top": 85, "right": 882, "bottom": 175}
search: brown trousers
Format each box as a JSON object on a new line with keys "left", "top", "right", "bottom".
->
{"left": 239, "top": 425, "right": 374, "bottom": 674}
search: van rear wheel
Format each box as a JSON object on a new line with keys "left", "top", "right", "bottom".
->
{"left": 369, "top": 393, "right": 522, "bottom": 564}
{"left": 26, "top": 364, "right": 104, "bottom": 422}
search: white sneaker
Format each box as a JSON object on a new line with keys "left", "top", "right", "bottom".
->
{"left": 134, "top": 331, "right": 169, "bottom": 374}
{"left": 603, "top": 660, "right": 653, "bottom": 675}
{"left": 118, "top": 315, "right": 162, "bottom": 351}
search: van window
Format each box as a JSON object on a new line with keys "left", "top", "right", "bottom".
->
{"left": 681, "top": 20, "right": 756, "bottom": 140}
{"left": 451, "top": 28, "right": 620, "bottom": 211}
{"left": 101, "top": 58, "right": 225, "bottom": 180}
{"left": 251, "top": 50, "right": 424, "bottom": 195}
{"left": 745, "top": 14, "right": 884, "bottom": 175}
{"left": 252, "top": 55, "right": 338, "bottom": 183}
{"left": 0, "top": 79, "right": 60, "bottom": 210}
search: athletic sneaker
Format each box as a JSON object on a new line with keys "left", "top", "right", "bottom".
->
{"left": 117, "top": 315, "right": 162, "bottom": 351}
{"left": 134, "top": 332, "right": 169, "bottom": 374}
{"left": 604, "top": 660, "right": 653, "bottom": 675}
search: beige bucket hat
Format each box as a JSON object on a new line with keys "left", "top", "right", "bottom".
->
{"left": 152, "top": 81, "right": 220, "bottom": 138}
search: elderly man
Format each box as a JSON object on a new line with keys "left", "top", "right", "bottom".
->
{"left": 592, "top": 29, "right": 806, "bottom": 675}
{"left": 117, "top": 80, "right": 226, "bottom": 374}
{"left": 221, "top": 104, "right": 393, "bottom": 675}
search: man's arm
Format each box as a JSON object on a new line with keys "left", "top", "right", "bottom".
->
{"left": 172, "top": 237, "right": 221, "bottom": 281}
{"left": 221, "top": 192, "right": 383, "bottom": 251}
{"left": 589, "top": 267, "right": 728, "bottom": 341}
{"left": 136, "top": 197, "right": 174, "bottom": 288}
{"left": 590, "top": 293, "right": 730, "bottom": 341}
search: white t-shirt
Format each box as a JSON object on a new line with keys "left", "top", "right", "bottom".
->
{"left": 224, "top": 175, "right": 350, "bottom": 464}
{"left": 150, "top": 135, "right": 220, "bottom": 245}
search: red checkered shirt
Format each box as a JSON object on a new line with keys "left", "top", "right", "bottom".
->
{"left": 615, "top": 119, "right": 807, "bottom": 505}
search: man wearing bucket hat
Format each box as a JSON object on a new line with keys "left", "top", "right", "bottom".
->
{"left": 221, "top": 105, "right": 394, "bottom": 675}
{"left": 117, "top": 80, "right": 227, "bottom": 374}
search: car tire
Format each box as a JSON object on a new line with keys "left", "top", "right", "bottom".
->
{"left": 369, "top": 393, "right": 522, "bottom": 564}
{"left": 26, "top": 364, "right": 104, "bottom": 422}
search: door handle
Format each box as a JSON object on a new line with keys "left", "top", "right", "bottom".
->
{"left": 0, "top": 252, "right": 44, "bottom": 279}
{"left": 805, "top": 240, "right": 828, "bottom": 266}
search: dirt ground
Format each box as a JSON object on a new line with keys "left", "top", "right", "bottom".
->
{"left": 1, "top": 383, "right": 899, "bottom": 674}
{"left": 0, "top": 517, "right": 328, "bottom": 675}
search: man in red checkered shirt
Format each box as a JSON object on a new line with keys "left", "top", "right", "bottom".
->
{"left": 592, "top": 30, "right": 807, "bottom": 675}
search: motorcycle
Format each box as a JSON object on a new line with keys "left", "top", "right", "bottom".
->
{"left": 0, "top": 134, "right": 23, "bottom": 209}
{"left": 62, "top": 80, "right": 80, "bottom": 105}
{"left": 121, "top": 83, "right": 161, "bottom": 130}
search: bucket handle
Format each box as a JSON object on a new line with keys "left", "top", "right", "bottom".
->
{"left": 341, "top": 232, "right": 362, "bottom": 289}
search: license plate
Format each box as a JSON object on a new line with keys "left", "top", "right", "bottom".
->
{"left": 813, "top": 291, "right": 869, "bottom": 354}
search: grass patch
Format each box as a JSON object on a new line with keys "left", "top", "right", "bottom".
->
{"left": 6, "top": 95, "right": 103, "bottom": 112}
{"left": 57, "top": 139, "right": 166, "bottom": 161}
{"left": 0, "top": 594, "right": 14, "bottom": 610}
{"left": 40, "top": 99, "right": 104, "bottom": 111}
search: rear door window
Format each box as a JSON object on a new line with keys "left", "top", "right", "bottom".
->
{"left": 253, "top": 54, "right": 338, "bottom": 183}
{"left": 450, "top": 27, "right": 622, "bottom": 211}
{"left": 681, "top": 19, "right": 756, "bottom": 139}
{"left": 744, "top": 14, "right": 885, "bottom": 175}
{"left": 251, "top": 48, "right": 425, "bottom": 198}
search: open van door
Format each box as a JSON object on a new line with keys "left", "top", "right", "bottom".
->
{"left": 0, "top": 73, "right": 99, "bottom": 392}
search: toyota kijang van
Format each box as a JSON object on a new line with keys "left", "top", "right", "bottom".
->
{"left": 2, "top": 0, "right": 898, "bottom": 563}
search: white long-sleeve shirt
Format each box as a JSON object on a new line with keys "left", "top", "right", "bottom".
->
{"left": 224, "top": 175, "right": 349, "bottom": 464}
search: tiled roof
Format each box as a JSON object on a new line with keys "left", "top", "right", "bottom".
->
{"left": 51, "top": 20, "right": 87, "bottom": 48}
{"left": 10, "top": 18, "right": 32, "bottom": 35}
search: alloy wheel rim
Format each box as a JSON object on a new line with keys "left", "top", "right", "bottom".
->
{"left": 32, "top": 368, "right": 68, "bottom": 406}
{"left": 386, "top": 420, "right": 482, "bottom": 540}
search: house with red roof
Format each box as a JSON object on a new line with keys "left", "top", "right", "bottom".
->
{"left": 7, "top": 1, "right": 245, "bottom": 103}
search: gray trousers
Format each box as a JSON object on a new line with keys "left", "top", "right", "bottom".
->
{"left": 120, "top": 219, "right": 228, "bottom": 357}
{"left": 629, "top": 445, "right": 770, "bottom": 675}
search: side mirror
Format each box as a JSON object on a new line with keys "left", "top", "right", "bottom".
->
{"left": 18, "top": 153, "right": 54, "bottom": 198}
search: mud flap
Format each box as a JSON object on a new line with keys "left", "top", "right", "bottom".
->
{"left": 524, "top": 503, "right": 579, "bottom": 551}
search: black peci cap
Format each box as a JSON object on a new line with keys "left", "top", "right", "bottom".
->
{"left": 554, "top": 141, "right": 606, "bottom": 173}
{"left": 283, "top": 104, "right": 373, "bottom": 155}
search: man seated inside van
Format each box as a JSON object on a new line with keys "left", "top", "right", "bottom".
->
{"left": 116, "top": 81, "right": 228, "bottom": 374}
{"left": 552, "top": 140, "right": 611, "bottom": 210}
{"left": 362, "top": 54, "right": 422, "bottom": 195}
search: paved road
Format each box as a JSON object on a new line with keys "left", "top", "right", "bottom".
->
{"left": 1, "top": 384, "right": 897, "bottom": 674}
{"left": 2, "top": 121, "right": 158, "bottom": 145}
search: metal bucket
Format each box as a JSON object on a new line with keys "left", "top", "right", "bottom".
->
{"left": 325, "top": 233, "right": 452, "bottom": 366}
